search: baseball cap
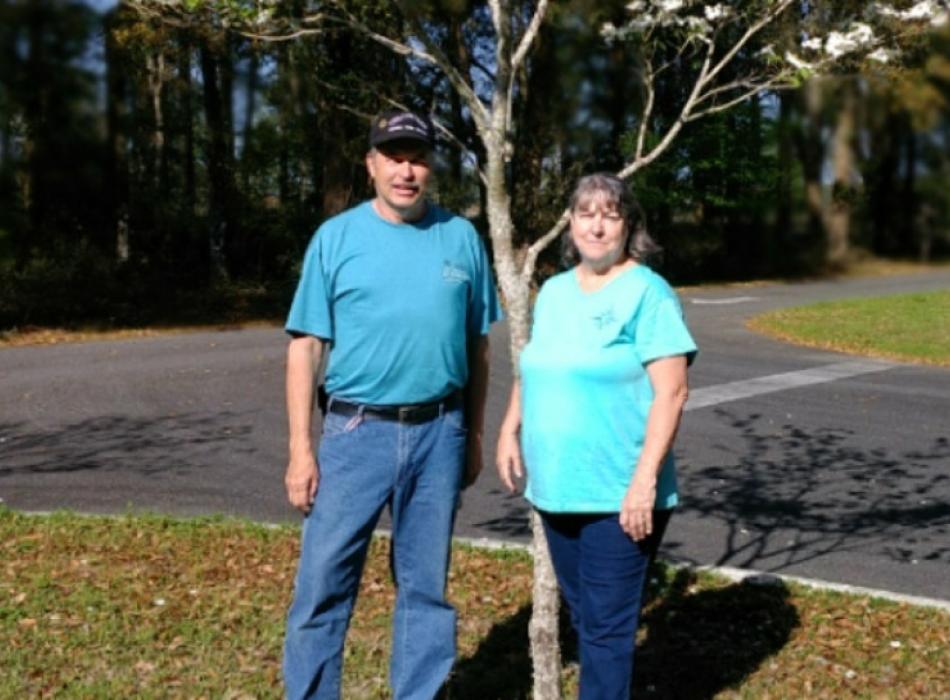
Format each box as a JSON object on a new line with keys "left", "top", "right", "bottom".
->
{"left": 369, "top": 109, "right": 435, "bottom": 149}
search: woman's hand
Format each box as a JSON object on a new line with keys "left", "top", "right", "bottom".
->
{"left": 495, "top": 430, "right": 524, "bottom": 493}
{"left": 620, "top": 475, "right": 656, "bottom": 541}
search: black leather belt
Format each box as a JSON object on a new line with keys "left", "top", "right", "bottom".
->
{"left": 328, "top": 392, "right": 462, "bottom": 425}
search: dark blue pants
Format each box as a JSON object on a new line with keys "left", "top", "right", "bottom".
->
{"left": 540, "top": 510, "right": 671, "bottom": 700}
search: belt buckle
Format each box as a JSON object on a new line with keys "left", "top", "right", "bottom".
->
{"left": 397, "top": 405, "right": 414, "bottom": 422}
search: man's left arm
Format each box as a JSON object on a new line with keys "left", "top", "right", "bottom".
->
{"left": 463, "top": 334, "right": 490, "bottom": 488}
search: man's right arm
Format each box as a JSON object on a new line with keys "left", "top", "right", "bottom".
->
{"left": 285, "top": 334, "right": 325, "bottom": 513}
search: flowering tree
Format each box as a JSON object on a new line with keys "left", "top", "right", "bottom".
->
{"left": 127, "top": 0, "right": 948, "bottom": 695}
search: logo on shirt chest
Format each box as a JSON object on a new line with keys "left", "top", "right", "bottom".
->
{"left": 590, "top": 307, "right": 617, "bottom": 330}
{"left": 442, "top": 261, "right": 470, "bottom": 284}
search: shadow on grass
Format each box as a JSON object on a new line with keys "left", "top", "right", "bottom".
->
{"left": 634, "top": 568, "right": 798, "bottom": 699}
{"left": 447, "top": 567, "right": 799, "bottom": 699}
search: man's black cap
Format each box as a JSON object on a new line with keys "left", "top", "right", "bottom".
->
{"left": 369, "top": 109, "right": 435, "bottom": 149}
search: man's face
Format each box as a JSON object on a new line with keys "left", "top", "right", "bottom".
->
{"left": 366, "top": 140, "right": 432, "bottom": 223}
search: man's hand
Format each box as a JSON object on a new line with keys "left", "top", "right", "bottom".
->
{"left": 285, "top": 451, "right": 319, "bottom": 513}
{"left": 463, "top": 433, "right": 483, "bottom": 489}
{"left": 495, "top": 430, "right": 523, "bottom": 493}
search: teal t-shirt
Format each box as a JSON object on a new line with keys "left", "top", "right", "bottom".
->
{"left": 286, "top": 201, "right": 502, "bottom": 404}
{"left": 520, "top": 264, "right": 697, "bottom": 512}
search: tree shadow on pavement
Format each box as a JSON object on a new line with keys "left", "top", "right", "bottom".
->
{"left": 0, "top": 413, "right": 256, "bottom": 478}
{"left": 446, "top": 567, "right": 798, "bottom": 699}
{"left": 470, "top": 490, "right": 532, "bottom": 539}
{"left": 670, "top": 408, "right": 950, "bottom": 572}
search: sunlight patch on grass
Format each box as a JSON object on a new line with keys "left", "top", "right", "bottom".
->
{"left": 749, "top": 290, "right": 950, "bottom": 366}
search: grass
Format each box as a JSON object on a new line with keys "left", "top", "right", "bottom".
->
{"left": 2, "top": 510, "right": 947, "bottom": 699}
{"left": 749, "top": 290, "right": 950, "bottom": 367}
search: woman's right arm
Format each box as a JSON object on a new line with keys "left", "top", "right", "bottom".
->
{"left": 495, "top": 379, "right": 524, "bottom": 493}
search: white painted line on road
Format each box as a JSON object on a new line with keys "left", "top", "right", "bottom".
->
{"left": 686, "top": 359, "right": 896, "bottom": 411}
{"left": 689, "top": 296, "right": 758, "bottom": 305}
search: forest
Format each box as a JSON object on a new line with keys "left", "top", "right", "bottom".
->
{"left": 1, "top": 0, "right": 948, "bottom": 329}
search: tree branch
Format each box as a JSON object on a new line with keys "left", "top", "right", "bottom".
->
{"left": 238, "top": 28, "right": 324, "bottom": 42}
{"left": 618, "top": 36, "right": 715, "bottom": 180}
{"left": 522, "top": 208, "right": 570, "bottom": 281}
{"left": 635, "top": 60, "right": 656, "bottom": 161}
{"left": 687, "top": 76, "right": 793, "bottom": 120}
{"left": 701, "top": 0, "right": 795, "bottom": 89}
{"left": 385, "top": 1, "right": 491, "bottom": 133}
{"left": 511, "top": 0, "right": 550, "bottom": 75}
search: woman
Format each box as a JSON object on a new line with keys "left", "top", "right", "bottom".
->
{"left": 496, "top": 173, "right": 697, "bottom": 698}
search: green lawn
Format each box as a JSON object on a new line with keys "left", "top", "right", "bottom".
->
{"left": 749, "top": 290, "right": 950, "bottom": 366}
{"left": 2, "top": 510, "right": 947, "bottom": 699}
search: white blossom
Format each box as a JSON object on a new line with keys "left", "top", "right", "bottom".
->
{"left": 873, "top": 0, "right": 947, "bottom": 23}
{"left": 652, "top": 0, "right": 685, "bottom": 13}
{"left": 704, "top": 4, "right": 731, "bottom": 21}
{"left": 899, "top": 0, "right": 941, "bottom": 20}
{"left": 801, "top": 36, "right": 823, "bottom": 51}
{"left": 686, "top": 15, "right": 712, "bottom": 35}
{"left": 868, "top": 47, "right": 893, "bottom": 63}
{"left": 824, "top": 23, "right": 876, "bottom": 59}
{"left": 785, "top": 51, "right": 815, "bottom": 71}
{"left": 626, "top": 0, "right": 647, "bottom": 12}
{"left": 629, "top": 14, "right": 659, "bottom": 31}
{"left": 601, "top": 20, "right": 619, "bottom": 40}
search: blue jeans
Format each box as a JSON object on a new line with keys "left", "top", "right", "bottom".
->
{"left": 541, "top": 510, "right": 671, "bottom": 700}
{"left": 283, "top": 402, "right": 466, "bottom": 700}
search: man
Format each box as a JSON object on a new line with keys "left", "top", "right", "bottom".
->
{"left": 282, "top": 109, "right": 502, "bottom": 700}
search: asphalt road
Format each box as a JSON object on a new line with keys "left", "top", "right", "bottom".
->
{"left": 2, "top": 270, "right": 948, "bottom": 600}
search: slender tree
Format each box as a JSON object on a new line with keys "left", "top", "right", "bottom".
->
{"left": 119, "top": 1, "right": 950, "bottom": 695}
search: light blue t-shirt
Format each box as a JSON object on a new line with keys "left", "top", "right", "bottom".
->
{"left": 286, "top": 201, "right": 502, "bottom": 404}
{"left": 520, "top": 264, "right": 697, "bottom": 512}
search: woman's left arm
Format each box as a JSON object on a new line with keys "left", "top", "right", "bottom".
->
{"left": 620, "top": 355, "right": 689, "bottom": 541}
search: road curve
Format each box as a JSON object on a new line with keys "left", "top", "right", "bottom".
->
{"left": 1, "top": 270, "right": 947, "bottom": 599}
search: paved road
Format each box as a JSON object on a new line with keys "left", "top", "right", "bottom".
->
{"left": 1, "top": 270, "right": 948, "bottom": 599}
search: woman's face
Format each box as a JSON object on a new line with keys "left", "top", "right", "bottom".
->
{"left": 570, "top": 194, "right": 628, "bottom": 272}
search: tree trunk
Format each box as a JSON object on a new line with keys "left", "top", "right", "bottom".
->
{"left": 221, "top": 34, "right": 235, "bottom": 161}
{"left": 145, "top": 49, "right": 166, "bottom": 195}
{"left": 774, "top": 90, "right": 794, "bottom": 270}
{"left": 22, "top": 3, "right": 46, "bottom": 260}
{"left": 826, "top": 82, "right": 855, "bottom": 269}
{"left": 242, "top": 47, "right": 259, "bottom": 190}
{"left": 799, "top": 79, "right": 827, "bottom": 256}
{"left": 902, "top": 126, "right": 918, "bottom": 258}
{"left": 105, "top": 10, "right": 130, "bottom": 262}
{"left": 277, "top": 44, "right": 290, "bottom": 206}
{"left": 179, "top": 38, "right": 196, "bottom": 218}
{"left": 199, "top": 42, "right": 232, "bottom": 280}
{"left": 483, "top": 127, "right": 562, "bottom": 696}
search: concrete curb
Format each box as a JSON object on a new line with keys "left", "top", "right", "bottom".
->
{"left": 447, "top": 533, "right": 950, "bottom": 613}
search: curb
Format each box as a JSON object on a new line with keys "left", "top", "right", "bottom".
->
{"left": 447, "top": 533, "right": 950, "bottom": 613}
